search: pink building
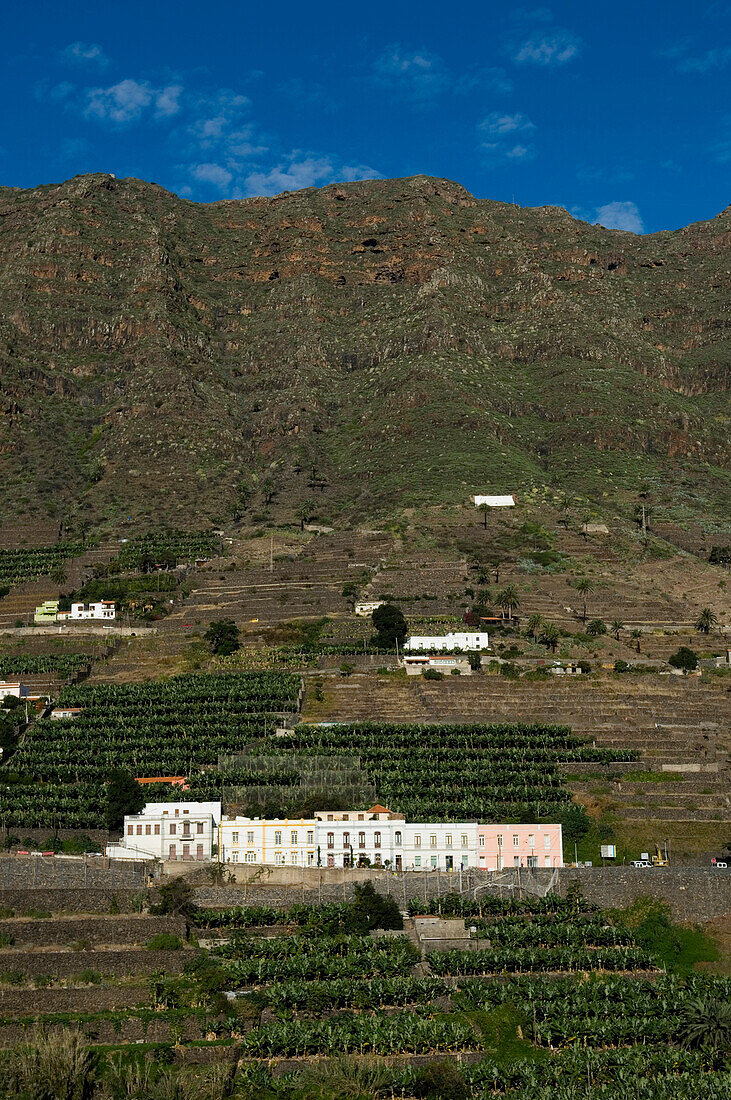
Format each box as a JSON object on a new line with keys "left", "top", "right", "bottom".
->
{"left": 478, "top": 823, "right": 563, "bottom": 870}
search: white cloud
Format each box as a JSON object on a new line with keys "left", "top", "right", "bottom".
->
{"left": 244, "top": 156, "right": 340, "bottom": 196}
{"left": 339, "top": 164, "right": 383, "bottom": 183}
{"left": 62, "top": 42, "right": 109, "bottom": 68}
{"left": 480, "top": 141, "right": 536, "bottom": 165}
{"left": 85, "top": 80, "right": 182, "bottom": 123}
{"left": 191, "top": 163, "right": 233, "bottom": 189}
{"left": 594, "top": 201, "right": 644, "bottom": 233}
{"left": 479, "top": 112, "right": 535, "bottom": 136}
{"left": 188, "top": 92, "right": 252, "bottom": 150}
{"left": 514, "top": 30, "right": 581, "bottom": 65}
{"left": 677, "top": 47, "right": 731, "bottom": 72}
{"left": 372, "top": 46, "right": 450, "bottom": 98}
{"left": 455, "top": 67, "right": 514, "bottom": 96}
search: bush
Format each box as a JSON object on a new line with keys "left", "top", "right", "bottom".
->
{"left": 204, "top": 618, "right": 240, "bottom": 656}
{"left": 614, "top": 659, "right": 630, "bottom": 673}
{"left": 147, "top": 933, "right": 183, "bottom": 950}
{"left": 151, "top": 878, "right": 195, "bottom": 917}
{"left": 351, "top": 882, "right": 403, "bottom": 932}
{"left": 412, "top": 1060, "right": 469, "bottom": 1099}
{"left": 586, "top": 619, "right": 608, "bottom": 637}
{"left": 500, "top": 662, "right": 520, "bottom": 679}
{"left": 669, "top": 646, "right": 698, "bottom": 672}
{"left": 0, "top": 931, "right": 15, "bottom": 948}
{"left": 422, "top": 668, "right": 444, "bottom": 681}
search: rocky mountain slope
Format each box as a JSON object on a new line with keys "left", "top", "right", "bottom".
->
{"left": 0, "top": 173, "right": 728, "bottom": 533}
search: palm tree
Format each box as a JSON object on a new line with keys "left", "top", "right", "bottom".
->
{"left": 50, "top": 564, "right": 67, "bottom": 588}
{"left": 695, "top": 607, "right": 718, "bottom": 634}
{"left": 478, "top": 503, "right": 489, "bottom": 529}
{"left": 539, "top": 623, "right": 560, "bottom": 653}
{"left": 678, "top": 998, "right": 731, "bottom": 1050}
{"left": 574, "top": 578, "right": 595, "bottom": 623}
{"left": 296, "top": 499, "right": 316, "bottom": 531}
{"left": 526, "top": 613, "right": 543, "bottom": 641}
{"left": 631, "top": 629, "right": 642, "bottom": 654}
{"left": 611, "top": 620, "right": 624, "bottom": 641}
{"left": 496, "top": 585, "right": 520, "bottom": 621}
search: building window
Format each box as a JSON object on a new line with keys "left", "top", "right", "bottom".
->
{"left": 307, "top": 852, "right": 314, "bottom": 866}
{"left": 291, "top": 852, "right": 298, "bottom": 864}
{"left": 327, "top": 832, "right": 334, "bottom": 849}
{"left": 145, "top": 824, "right": 151, "bottom": 835}
{"left": 275, "top": 853, "right": 282, "bottom": 866}
{"left": 307, "top": 830, "right": 314, "bottom": 845}
{"left": 431, "top": 855, "right": 437, "bottom": 868}
{"left": 197, "top": 822, "right": 204, "bottom": 834}
{"left": 127, "top": 825, "right": 133, "bottom": 835}
{"left": 461, "top": 835, "right": 468, "bottom": 847}
{"left": 154, "top": 824, "right": 160, "bottom": 835}
{"left": 462, "top": 856, "right": 469, "bottom": 867}
{"left": 248, "top": 831, "right": 254, "bottom": 844}
{"left": 327, "top": 814, "right": 333, "bottom": 821}
{"left": 245, "top": 852, "right": 256, "bottom": 863}
{"left": 544, "top": 856, "right": 551, "bottom": 867}
{"left": 528, "top": 835, "right": 535, "bottom": 849}
{"left": 232, "top": 851, "right": 239, "bottom": 863}
{"left": 513, "top": 835, "right": 519, "bottom": 847}
{"left": 478, "top": 835, "right": 485, "bottom": 847}
{"left": 291, "top": 831, "right": 298, "bottom": 846}
{"left": 169, "top": 844, "right": 176, "bottom": 860}
{"left": 414, "top": 855, "right": 421, "bottom": 868}
{"left": 196, "top": 844, "right": 204, "bottom": 860}
{"left": 182, "top": 822, "right": 191, "bottom": 837}
{"left": 395, "top": 831, "right": 402, "bottom": 846}
{"left": 430, "top": 835, "right": 437, "bottom": 848}
{"left": 374, "top": 831, "right": 381, "bottom": 849}
{"left": 358, "top": 814, "right": 364, "bottom": 821}
{"left": 342, "top": 814, "right": 349, "bottom": 820}
{"left": 136, "top": 825, "right": 142, "bottom": 835}
{"left": 414, "top": 835, "right": 421, "bottom": 847}
{"left": 544, "top": 835, "right": 551, "bottom": 850}
{"left": 274, "top": 831, "right": 282, "bottom": 846}
{"left": 343, "top": 832, "right": 350, "bottom": 848}
{"left": 359, "top": 832, "right": 366, "bottom": 848}
{"left": 232, "top": 831, "right": 239, "bottom": 844}
{"left": 497, "top": 835, "right": 503, "bottom": 847}
{"left": 514, "top": 856, "right": 520, "bottom": 867}
{"left": 445, "top": 834, "right": 452, "bottom": 847}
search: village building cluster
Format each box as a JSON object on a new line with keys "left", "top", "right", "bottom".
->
{"left": 34, "top": 600, "right": 116, "bottom": 624}
{"left": 108, "top": 801, "right": 563, "bottom": 871}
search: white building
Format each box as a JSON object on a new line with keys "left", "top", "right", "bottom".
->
{"left": 354, "top": 600, "right": 385, "bottom": 617}
{"left": 219, "top": 816, "right": 318, "bottom": 866}
{"left": 57, "top": 602, "right": 116, "bottom": 622}
{"left": 472, "top": 495, "right": 515, "bottom": 508}
{"left": 0, "top": 682, "right": 28, "bottom": 702}
{"left": 404, "top": 632, "right": 489, "bottom": 652}
{"left": 403, "top": 654, "right": 473, "bottom": 676}
{"left": 106, "top": 801, "right": 221, "bottom": 862}
{"left": 401, "top": 823, "right": 479, "bottom": 872}
{"left": 315, "top": 805, "right": 404, "bottom": 868}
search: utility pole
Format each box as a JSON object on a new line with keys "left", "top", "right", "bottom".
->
{"left": 269, "top": 534, "right": 273, "bottom": 573}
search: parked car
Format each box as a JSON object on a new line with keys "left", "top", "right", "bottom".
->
{"left": 711, "top": 860, "right": 728, "bottom": 869}
{"left": 630, "top": 860, "right": 653, "bottom": 868}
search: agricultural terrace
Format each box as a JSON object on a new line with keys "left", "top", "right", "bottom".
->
{"left": 0, "top": 543, "right": 86, "bottom": 584}
{"left": 0, "top": 672, "right": 300, "bottom": 828}
{"left": 0, "top": 890, "right": 722, "bottom": 1099}
{"left": 0, "top": 653, "right": 92, "bottom": 679}
{"left": 247, "top": 722, "right": 637, "bottom": 823}
{"left": 117, "top": 530, "right": 223, "bottom": 570}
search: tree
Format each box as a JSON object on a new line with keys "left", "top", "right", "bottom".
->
{"left": 204, "top": 619, "right": 240, "bottom": 656}
{"left": 669, "top": 646, "right": 698, "bottom": 673}
{"left": 708, "top": 545, "right": 730, "bottom": 568}
{"left": 50, "top": 564, "right": 67, "bottom": 587}
{"left": 695, "top": 607, "right": 718, "bottom": 634}
{"left": 631, "top": 629, "right": 642, "bottom": 654}
{"left": 539, "top": 623, "right": 560, "bottom": 653}
{"left": 152, "top": 877, "right": 195, "bottom": 917}
{"left": 495, "top": 584, "right": 520, "bottom": 620}
{"left": 586, "top": 619, "right": 608, "bottom": 637}
{"left": 678, "top": 998, "right": 731, "bottom": 1051}
{"left": 260, "top": 476, "right": 278, "bottom": 505}
{"left": 371, "top": 603, "right": 407, "bottom": 648}
{"left": 611, "top": 619, "right": 624, "bottom": 640}
{"left": 574, "top": 577, "right": 595, "bottom": 622}
{"left": 296, "top": 498, "right": 316, "bottom": 531}
{"left": 106, "top": 770, "right": 145, "bottom": 830}
{"left": 526, "top": 613, "right": 543, "bottom": 640}
{"left": 351, "top": 881, "right": 403, "bottom": 931}
{"left": 478, "top": 502, "right": 489, "bottom": 529}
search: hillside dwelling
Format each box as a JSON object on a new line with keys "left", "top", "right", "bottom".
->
{"left": 581, "top": 522, "right": 610, "bottom": 535}
{"left": 0, "top": 682, "right": 28, "bottom": 702}
{"left": 354, "top": 600, "right": 385, "bottom": 617}
{"left": 403, "top": 654, "right": 473, "bottom": 676}
{"left": 472, "top": 495, "right": 515, "bottom": 508}
{"left": 56, "top": 601, "right": 116, "bottom": 622}
{"left": 106, "top": 801, "right": 221, "bottom": 862}
{"left": 135, "top": 776, "right": 189, "bottom": 789}
{"left": 316, "top": 804, "right": 405, "bottom": 822}
{"left": 478, "top": 823, "right": 563, "bottom": 870}
{"left": 401, "top": 823, "right": 479, "bottom": 872}
{"left": 34, "top": 600, "right": 60, "bottom": 624}
{"left": 219, "top": 816, "right": 318, "bottom": 867}
{"left": 404, "top": 631, "right": 489, "bottom": 652}
{"left": 50, "top": 706, "right": 83, "bottom": 719}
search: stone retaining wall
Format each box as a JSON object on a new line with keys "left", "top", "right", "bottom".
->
{"left": 0, "top": 914, "right": 185, "bottom": 947}
{"left": 0, "top": 948, "right": 195, "bottom": 979}
{"left": 0, "top": 888, "right": 153, "bottom": 914}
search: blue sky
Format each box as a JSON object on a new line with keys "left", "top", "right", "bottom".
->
{"left": 3, "top": 1, "right": 730, "bottom": 232}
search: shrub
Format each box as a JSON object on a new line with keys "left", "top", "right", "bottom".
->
{"left": 422, "top": 668, "right": 444, "bottom": 681}
{"left": 0, "top": 931, "right": 15, "bottom": 948}
{"left": 412, "top": 1060, "right": 469, "bottom": 1100}
{"left": 147, "top": 933, "right": 183, "bottom": 950}
{"left": 151, "top": 878, "right": 195, "bottom": 917}
{"left": 78, "top": 969, "right": 102, "bottom": 985}
{"left": 669, "top": 646, "right": 698, "bottom": 672}
{"left": 614, "top": 659, "right": 630, "bottom": 673}
{"left": 586, "top": 619, "right": 608, "bottom": 637}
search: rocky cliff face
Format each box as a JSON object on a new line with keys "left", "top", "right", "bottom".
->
{"left": 0, "top": 173, "right": 728, "bottom": 529}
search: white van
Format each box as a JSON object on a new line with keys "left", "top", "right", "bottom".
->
{"left": 630, "top": 860, "right": 653, "bottom": 868}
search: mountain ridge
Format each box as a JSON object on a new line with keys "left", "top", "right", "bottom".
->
{"left": 0, "top": 172, "right": 728, "bottom": 534}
